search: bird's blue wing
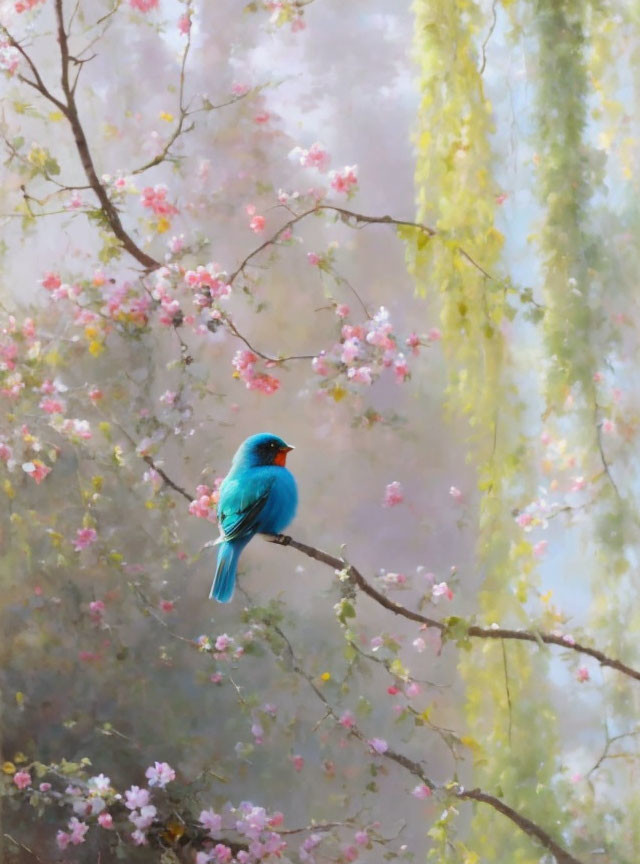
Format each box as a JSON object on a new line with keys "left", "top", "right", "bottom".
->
{"left": 218, "top": 474, "right": 274, "bottom": 542}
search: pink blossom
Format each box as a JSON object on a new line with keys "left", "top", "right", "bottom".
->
{"left": 131, "top": 829, "right": 148, "bottom": 845}
{"left": 427, "top": 327, "right": 442, "bottom": 342}
{"left": 383, "top": 481, "right": 404, "bottom": 508}
{"left": 311, "top": 353, "right": 329, "bottom": 376}
{"left": 339, "top": 710, "right": 355, "bottom": 729}
{"left": 189, "top": 495, "right": 214, "bottom": 519}
{"left": 250, "top": 215, "right": 266, "bottom": 233}
{"left": 533, "top": 540, "right": 548, "bottom": 557}
{"left": 88, "top": 773, "right": 111, "bottom": 793}
{"left": 290, "top": 142, "right": 331, "bottom": 172}
{"left": 13, "top": 770, "right": 31, "bottom": 790}
{"left": 89, "top": 600, "right": 105, "bottom": 621}
{"left": 42, "top": 272, "right": 62, "bottom": 291}
{"left": 125, "top": 786, "right": 150, "bottom": 810}
{"left": 307, "top": 252, "right": 320, "bottom": 266}
{"left": 68, "top": 817, "right": 89, "bottom": 845}
{"left": 412, "top": 784, "right": 432, "bottom": 799}
{"left": 432, "top": 582, "right": 453, "bottom": 601}
{"left": 22, "top": 460, "right": 51, "bottom": 484}
{"left": 292, "top": 754, "right": 305, "bottom": 772}
{"left": 602, "top": 419, "right": 615, "bottom": 434}
{"left": 368, "top": 737, "right": 388, "bottom": 755}
{"left": 141, "top": 185, "right": 178, "bottom": 216}
{"left": 0, "top": 45, "right": 20, "bottom": 75}
{"left": 145, "top": 761, "right": 175, "bottom": 787}
{"left": 98, "top": 812, "right": 113, "bottom": 828}
{"left": 200, "top": 808, "right": 223, "bottom": 834}
{"left": 329, "top": 165, "right": 358, "bottom": 195}
{"left": 254, "top": 112, "right": 270, "bottom": 124}
{"left": 160, "top": 600, "right": 175, "bottom": 613}
{"left": 215, "top": 633, "right": 231, "bottom": 652}
{"left": 232, "top": 82, "right": 250, "bottom": 96}
{"left": 577, "top": 666, "right": 590, "bottom": 682}
{"left": 593, "top": 371, "right": 604, "bottom": 383}
{"left": 88, "top": 387, "right": 103, "bottom": 402}
{"left": 516, "top": 512, "right": 533, "bottom": 528}
{"left": 159, "top": 390, "right": 177, "bottom": 405}
{"left": 73, "top": 528, "right": 98, "bottom": 552}
{"left": 56, "top": 831, "right": 70, "bottom": 850}
{"left": 354, "top": 830, "right": 368, "bottom": 846}
{"left": 406, "top": 682, "right": 421, "bottom": 699}
{"left": 178, "top": 12, "right": 191, "bottom": 33}
{"left": 39, "top": 396, "right": 65, "bottom": 415}
{"left": 131, "top": 804, "right": 157, "bottom": 830}
{"left": 335, "top": 304, "right": 350, "bottom": 318}
{"left": 129, "top": 0, "right": 158, "bottom": 12}
{"left": 22, "top": 318, "right": 36, "bottom": 339}
{"left": 39, "top": 782, "right": 52, "bottom": 792}
{"left": 348, "top": 366, "right": 372, "bottom": 385}
{"left": 405, "top": 333, "right": 421, "bottom": 355}
{"left": 343, "top": 845, "right": 359, "bottom": 862}
{"left": 393, "top": 354, "right": 410, "bottom": 382}
{"left": 412, "top": 637, "right": 426, "bottom": 653}
{"left": 214, "top": 844, "right": 233, "bottom": 863}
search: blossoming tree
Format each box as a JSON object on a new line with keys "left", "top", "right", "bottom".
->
{"left": 1, "top": 0, "right": 639, "bottom": 862}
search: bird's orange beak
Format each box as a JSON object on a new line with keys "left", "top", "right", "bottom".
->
{"left": 274, "top": 444, "right": 294, "bottom": 467}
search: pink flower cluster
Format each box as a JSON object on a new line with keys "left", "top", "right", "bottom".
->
{"left": 0, "top": 44, "right": 20, "bottom": 75}
{"left": 129, "top": 0, "right": 159, "bottom": 12}
{"left": 22, "top": 459, "right": 51, "bottom": 484}
{"left": 329, "top": 165, "right": 358, "bottom": 195}
{"left": 289, "top": 142, "right": 331, "bottom": 172}
{"left": 232, "top": 350, "right": 280, "bottom": 394}
{"left": 102, "top": 283, "right": 152, "bottom": 327}
{"left": 184, "top": 264, "right": 232, "bottom": 308}
{"left": 246, "top": 204, "right": 266, "bottom": 233}
{"left": 312, "top": 306, "right": 418, "bottom": 391}
{"left": 41, "top": 272, "right": 71, "bottom": 301}
{"left": 15, "top": 0, "right": 45, "bottom": 12}
{"left": 383, "top": 481, "right": 404, "bottom": 508}
{"left": 189, "top": 480, "right": 223, "bottom": 520}
{"left": 141, "top": 185, "right": 178, "bottom": 217}
{"left": 195, "top": 801, "right": 286, "bottom": 864}
{"left": 73, "top": 527, "right": 98, "bottom": 551}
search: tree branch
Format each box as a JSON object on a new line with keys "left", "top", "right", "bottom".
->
{"left": 52, "top": 0, "right": 160, "bottom": 270}
{"left": 127, "top": 445, "right": 640, "bottom": 686}
{"left": 266, "top": 533, "right": 640, "bottom": 683}
{"left": 269, "top": 623, "right": 583, "bottom": 864}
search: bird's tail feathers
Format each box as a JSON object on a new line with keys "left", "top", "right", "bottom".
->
{"left": 210, "top": 540, "right": 245, "bottom": 603}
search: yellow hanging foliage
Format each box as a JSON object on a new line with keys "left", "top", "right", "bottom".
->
{"left": 410, "top": 1, "right": 562, "bottom": 859}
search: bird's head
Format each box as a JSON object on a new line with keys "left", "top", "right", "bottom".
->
{"left": 232, "top": 433, "right": 295, "bottom": 469}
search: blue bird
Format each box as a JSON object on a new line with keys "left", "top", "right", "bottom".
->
{"left": 210, "top": 433, "right": 298, "bottom": 602}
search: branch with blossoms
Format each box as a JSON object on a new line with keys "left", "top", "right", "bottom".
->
{"left": 135, "top": 453, "right": 640, "bottom": 685}
{"left": 258, "top": 619, "right": 583, "bottom": 864}
{"left": 129, "top": 574, "right": 583, "bottom": 864}
{"left": 4, "top": 760, "right": 300, "bottom": 860}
